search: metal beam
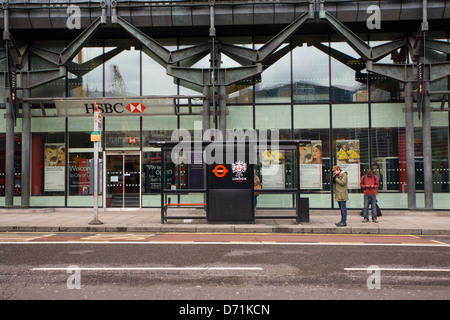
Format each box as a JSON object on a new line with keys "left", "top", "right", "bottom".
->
{"left": 219, "top": 43, "right": 258, "bottom": 66}
{"left": 59, "top": 17, "right": 105, "bottom": 65}
{"left": 257, "top": 12, "right": 310, "bottom": 62}
{"left": 371, "top": 38, "right": 407, "bottom": 62}
{"left": 320, "top": 10, "right": 406, "bottom": 61}
{"left": 320, "top": 10, "right": 371, "bottom": 60}
{"left": 170, "top": 43, "right": 210, "bottom": 64}
{"left": 366, "top": 61, "right": 415, "bottom": 83}
{"left": 312, "top": 42, "right": 365, "bottom": 72}
{"left": 430, "top": 62, "right": 450, "bottom": 82}
{"left": 19, "top": 67, "right": 66, "bottom": 89}
{"left": 69, "top": 46, "right": 127, "bottom": 77}
{"left": 30, "top": 46, "right": 61, "bottom": 66}
{"left": 115, "top": 16, "right": 171, "bottom": 67}
{"left": 167, "top": 64, "right": 263, "bottom": 87}
{"left": 425, "top": 39, "right": 450, "bottom": 55}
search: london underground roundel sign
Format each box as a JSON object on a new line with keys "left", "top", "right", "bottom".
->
{"left": 213, "top": 165, "right": 228, "bottom": 178}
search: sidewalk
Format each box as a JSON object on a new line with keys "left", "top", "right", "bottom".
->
{"left": 1, "top": 208, "right": 450, "bottom": 235}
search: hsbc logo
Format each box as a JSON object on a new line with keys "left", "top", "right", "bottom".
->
{"left": 126, "top": 103, "right": 146, "bottom": 113}
{"left": 84, "top": 102, "right": 147, "bottom": 115}
{"left": 84, "top": 103, "right": 124, "bottom": 114}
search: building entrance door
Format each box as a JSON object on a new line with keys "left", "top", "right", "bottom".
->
{"left": 104, "top": 151, "right": 141, "bottom": 210}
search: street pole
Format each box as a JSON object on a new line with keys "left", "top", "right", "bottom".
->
{"left": 405, "top": 82, "right": 416, "bottom": 209}
{"left": 89, "top": 102, "right": 103, "bottom": 225}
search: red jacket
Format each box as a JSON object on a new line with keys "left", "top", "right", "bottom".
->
{"left": 360, "top": 174, "right": 379, "bottom": 195}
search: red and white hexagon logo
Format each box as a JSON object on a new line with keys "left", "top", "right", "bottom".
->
{"left": 126, "top": 103, "right": 146, "bottom": 113}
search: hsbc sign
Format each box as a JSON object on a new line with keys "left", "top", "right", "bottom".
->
{"left": 84, "top": 102, "right": 146, "bottom": 115}
{"left": 54, "top": 98, "right": 175, "bottom": 117}
{"left": 126, "top": 103, "right": 146, "bottom": 113}
{"left": 84, "top": 102, "right": 125, "bottom": 114}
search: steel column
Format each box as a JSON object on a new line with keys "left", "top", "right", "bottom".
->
{"left": 404, "top": 82, "right": 416, "bottom": 209}
{"left": 4, "top": 6, "right": 14, "bottom": 208}
{"left": 4, "top": 88, "right": 14, "bottom": 208}
{"left": 21, "top": 88, "right": 31, "bottom": 208}
{"left": 422, "top": 81, "right": 433, "bottom": 209}
{"left": 202, "top": 86, "right": 211, "bottom": 132}
{"left": 219, "top": 85, "right": 226, "bottom": 136}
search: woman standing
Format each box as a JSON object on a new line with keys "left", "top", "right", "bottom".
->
{"left": 332, "top": 165, "right": 348, "bottom": 227}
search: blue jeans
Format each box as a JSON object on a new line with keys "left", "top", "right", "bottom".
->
{"left": 338, "top": 201, "right": 347, "bottom": 223}
{"left": 363, "top": 194, "right": 377, "bottom": 219}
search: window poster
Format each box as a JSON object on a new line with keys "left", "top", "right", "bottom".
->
{"left": 261, "top": 150, "right": 285, "bottom": 189}
{"left": 299, "top": 140, "right": 322, "bottom": 189}
{"left": 336, "top": 139, "right": 360, "bottom": 189}
{"left": 44, "top": 144, "right": 65, "bottom": 192}
{"left": 69, "top": 156, "right": 90, "bottom": 195}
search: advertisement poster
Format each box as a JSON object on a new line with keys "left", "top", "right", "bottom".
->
{"left": 44, "top": 144, "right": 65, "bottom": 192}
{"left": 299, "top": 140, "right": 322, "bottom": 189}
{"left": 261, "top": 150, "right": 285, "bottom": 189}
{"left": 69, "top": 157, "right": 90, "bottom": 195}
{"left": 336, "top": 139, "right": 360, "bottom": 189}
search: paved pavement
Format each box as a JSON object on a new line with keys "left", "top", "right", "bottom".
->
{"left": 0, "top": 207, "right": 449, "bottom": 235}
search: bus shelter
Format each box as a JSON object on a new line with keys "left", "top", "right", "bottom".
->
{"left": 152, "top": 140, "right": 311, "bottom": 224}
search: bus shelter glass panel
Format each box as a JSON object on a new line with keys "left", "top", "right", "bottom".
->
{"left": 256, "top": 147, "right": 298, "bottom": 209}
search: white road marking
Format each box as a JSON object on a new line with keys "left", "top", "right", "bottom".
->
{"left": 32, "top": 267, "right": 263, "bottom": 271}
{"left": 345, "top": 267, "right": 450, "bottom": 272}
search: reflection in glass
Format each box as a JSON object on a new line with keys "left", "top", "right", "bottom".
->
{"left": 105, "top": 117, "right": 140, "bottom": 149}
{"left": 293, "top": 44, "right": 330, "bottom": 103}
{"left": 143, "top": 116, "right": 177, "bottom": 143}
{"left": 69, "top": 47, "right": 104, "bottom": 97}
{"left": 104, "top": 47, "right": 141, "bottom": 97}
{"left": 255, "top": 45, "right": 291, "bottom": 103}
{"left": 330, "top": 42, "right": 367, "bottom": 102}
{"left": 142, "top": 46, "right": 178, "bottom": 96}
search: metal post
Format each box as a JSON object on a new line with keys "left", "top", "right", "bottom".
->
{"left": 4, "top": 6, "right": 14, "bottom": 208}
{"left": 21, "top": 88, "right": 31, "bottom": 208}
{"left": 89, "top": 102, "right": 103, "bottom": 225}
{"left": 404, "top": 82, "right": 416, "bottom": 209}
{"left": 5, "top": 88, "right": 14, "bottom": 208}
{"left": 422, "top": 81, "right": 433, "bottom": 209}
{"left": 219, "top": 85, "right": 226, "bottom": 136}
{"left": 209, "top": 0, "right": 217, "bottom": 125}
{"left": 422, "top": 0, "right": 429, "bottom": 32}
{"left": 160, "top": 145, "right": 166, "bottom": 224}
{"left": 202, "top": 86, "right": 211, "bottom": 132}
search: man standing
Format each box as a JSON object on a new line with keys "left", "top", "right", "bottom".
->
{"left": 360, "top": 169, "right": 380, "bottom": 223}
{"left": 332, "top": 165, "right": 348, "bottom": 227}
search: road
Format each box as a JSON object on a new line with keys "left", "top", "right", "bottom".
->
{"left": 0, "top": 232, "right": 449, "bottom": 306}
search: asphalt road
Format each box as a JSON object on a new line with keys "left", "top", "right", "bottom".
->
{"left": 0, "top": 233, "right": 449, "bottom": 306}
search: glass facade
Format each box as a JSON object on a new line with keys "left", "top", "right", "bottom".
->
{"left": 1, "top": 32, "right": 449, "bottom": 210}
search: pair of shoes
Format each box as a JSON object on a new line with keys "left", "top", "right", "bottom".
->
{"left": 362, "top": 218, "right": 370, "bottom": 223}
{"left": 335, "top": 222, "right": 347, "bottom": 227}
{"left": 372, "top": 217, "right": 378, "bottom": 223}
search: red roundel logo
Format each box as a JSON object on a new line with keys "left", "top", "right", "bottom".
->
{"left": 126, "top": 103, "right": 146, "bottom": 113}
{"left": 213, "top": 165, "right": 228, "bottom": 178}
